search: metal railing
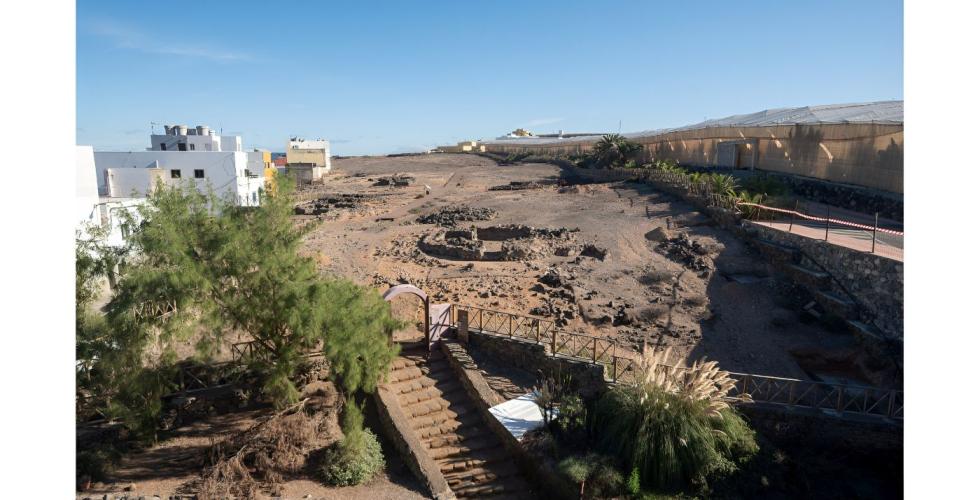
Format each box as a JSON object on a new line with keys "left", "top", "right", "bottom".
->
{"left": 451, "top": 304, "right": 902, "bottom": 422}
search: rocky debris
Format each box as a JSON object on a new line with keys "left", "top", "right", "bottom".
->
{"left": 373, "top": 174, "right": 415, "bottom": 186}
{"left": 373, "top": 237, "right": 440, "bottom": 266}
{"left": 557, "top": 185, "right": 581, "bottom": 194}
{"left": 656, "top": 232, "right": 712, "bottom": 275}
{"left": 539, "top": 266, "right": 574, "bottom": 288}
{"left": 579, "top": 243, "right": 608, "bottom": 261}
{"left": 415, "top": 206, "right": 497, "bottom": 226}
{"left": 488, "top": 180, "right": 554, "bottom": 191}
{"left": 294, "top": 193, "right": 368, "bottom": 215}
{"left": 645, "top": 226, "right": 672, "bottom": 242}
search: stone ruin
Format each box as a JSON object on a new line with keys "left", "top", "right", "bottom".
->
{"left": 373, "top": 174, "right": 415, "bottom": 187}
{"left": 418, "top": 224, "right": 607, "bottom": 263}
{"left": 294, "top": 193, "right": 369, "bottom": 215}
{"left": 415, "top": 206, "right": 497, "bottom": 226}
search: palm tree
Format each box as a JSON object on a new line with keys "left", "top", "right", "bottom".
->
{"left": 590, "top": 134, "right": 643, "bottom": 169}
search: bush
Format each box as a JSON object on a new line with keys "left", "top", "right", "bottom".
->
{"left": 320, "top": 428, "right": 385, "bottom": 486}
{"left": 320, "top": 402, "right": 385, "bottom": 486}
{"left": 594, "top": 347, "right": 758, "bottom": 492}
{"left": 558, "top": 453, "right": 625, "bottom": 499}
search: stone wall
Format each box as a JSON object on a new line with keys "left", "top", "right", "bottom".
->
{"left": 464, "top": 328, "right": 608, "bottom": 399}
{"left": 745, "top": 223, "right": 903, "bottom": 341}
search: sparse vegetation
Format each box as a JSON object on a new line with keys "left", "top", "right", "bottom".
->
{"left": 320, "top": 401, "right": 385, "bottom": 486}
{"left": 76, "top": 175, "right": 401, "bottom": 440}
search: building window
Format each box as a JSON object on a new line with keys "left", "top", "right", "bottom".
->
{"left": 170, "top": 169, "right": 181, "bottom": 179}
{"left": 194, "top": 169, "right": 205, "bottom": 179}
{"left": 252, "top": 192, "right": 258, "bottom": 204}
{"left": 160, "top": 143, "right": 167, "bottom": 151}
{"left": 178, "top": 143, "right": 187, "bottom": 151}
{"left": 189, "top": 143, "right": 196, "bottom": 151}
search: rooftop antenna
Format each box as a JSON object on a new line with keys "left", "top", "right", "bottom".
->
{"left": 618, "top": 120, "right": 622, "bottom": 133}
{"left": 150, "top": 121, "right": 161, "bottom": 134}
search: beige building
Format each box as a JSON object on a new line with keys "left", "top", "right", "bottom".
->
{"left": 436, "top": 140, "right": 485, "bottom": 153}
{"left": 285, "top": 138, "right": 331, "bottom": 183}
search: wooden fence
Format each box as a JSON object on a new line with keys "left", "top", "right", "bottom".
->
{"left": 451, "top": 304, "right": 903, "bottom": 422}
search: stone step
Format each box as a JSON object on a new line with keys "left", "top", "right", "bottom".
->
{"left": 424, "top": 425, "right": 487, "bottom": 449}
{"left": 847, "top": 319, "right": 884, "bottom": 342}
{"left": 443, "top": 460, "right": 519, "bottom": 487}
{"left": 454, "top": 476, "right": 530, "bottom": 498}
{"left": 438, "top": 448, "right": 511, "bottom": 474}
{"left": 398, "top": 379, "right": 463, "bottom": 406}
{"left": 410, "top": 391, "right": 477, "bottom": 429}
{"left": 403, "top": 387, "right": 469, "bottom": 418}
{"left": 754, "top": 238, "right": 800, "bottom": 261}
{"left": 785, "top": 263, "right": 830, "bottom": 285}
{"left": 415, "top": 412, "right": 484, "bottom": 439}
{"left": 429, "top": 436, "right": 500, "bottom": 460}
{"left": 391, "top": 350, "right": 446, "bottom": 370}
{"left": 815, "top": 289, "right": 856, "bottom": 314}
{"left": 411, "top": 404, "right": 477, "bottom": 430}
{"left": 390, "top": 375, "right": 438, "bottom": 394}
{"left": 388, "top": 359, "right": 451, "bottom": 383}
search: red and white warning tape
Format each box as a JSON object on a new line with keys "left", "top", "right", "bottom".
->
{"left": 735, "top": 202, "right": 904, "bottom": 236}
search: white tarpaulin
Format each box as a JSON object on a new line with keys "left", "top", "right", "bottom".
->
{"left": 488, "top": 392, "right": 545, "bottom": 440}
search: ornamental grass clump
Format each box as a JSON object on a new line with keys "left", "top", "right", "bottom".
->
{"left": 595, "top": 347, "right": 758, "bottom": 492}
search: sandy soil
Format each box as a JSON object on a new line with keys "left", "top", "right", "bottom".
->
{"left": 301, "top": 153, "right": 861, "bottom": 380}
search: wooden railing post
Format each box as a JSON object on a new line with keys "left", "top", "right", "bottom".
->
{"left": 592, "top": 338, "right": 598, "bottom": 364}
{"left": 551, "top": 332, "right": 557, "bottom": 357}
{"left": 612, "top": 356, "right": 618, "bottom": 383}
{"left": 509, "top": 315, "right": 513, "bottom": 338}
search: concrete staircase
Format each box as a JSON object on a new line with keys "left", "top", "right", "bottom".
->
{"left": 389, "top": 344, "right": 533, "bottom": 498}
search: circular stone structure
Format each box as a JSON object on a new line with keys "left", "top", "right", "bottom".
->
{"left": 418, "top": 224, "right": 587, "bottom": 261}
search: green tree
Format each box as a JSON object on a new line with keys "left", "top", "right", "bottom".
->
{"left": 590, "top": 134, "right": 643, "bottom": 169}
{"left": 81, "top": 176, "right": 400, "bottom": 438}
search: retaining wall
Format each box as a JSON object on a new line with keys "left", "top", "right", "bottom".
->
{"left": 744, "top": 223, "right": 903, "bottom": 341}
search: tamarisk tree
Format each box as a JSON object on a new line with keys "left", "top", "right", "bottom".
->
{"left": 81, "top": 177, "right": 400, "bottom": 437}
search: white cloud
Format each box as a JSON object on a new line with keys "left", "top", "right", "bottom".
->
{"left": 85, "top": 18, "right": 253, "bottom": 62}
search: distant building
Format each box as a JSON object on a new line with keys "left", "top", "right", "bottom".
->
{"left": 285, "top": 138, "right": 331, "bottom": 183}
{"left": 92, "top": 126, "right": 266, "bottom": 207}
{"left": 435, "top": 140, "right": 485, "bottom": 153}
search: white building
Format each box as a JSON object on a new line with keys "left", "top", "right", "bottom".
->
{"left": 285, "top": 138, "right": 331, "bottom": 183}
{"left": 92, "top": 126, "right": 265, "bottom": 207}
{"left": 77, "top": 146, "right": 145, "bottom": 248}
{"left": 150, "top": 124, "right": 241, "bottom": 153}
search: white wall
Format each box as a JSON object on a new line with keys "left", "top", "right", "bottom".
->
{"left": 94, "top": 151, "right": 251, "bottom": 204}
{"left": 76, "top": 146, "right": 100, "bottom": 225}
{"left": 106, "top": 168, "right": 164, "bottom": 198}
{"left": 220, "top": 135, "right": 242, "bottom": 152}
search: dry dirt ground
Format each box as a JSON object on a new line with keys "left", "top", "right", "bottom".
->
{"left": 79, "top": 381, "right": 428, "bottom": 500}
{"left": 81, "top": 153, "right": 870, "bottom": 499}
{"left": 303, "top": 153, "right": 860, "bottom": 380}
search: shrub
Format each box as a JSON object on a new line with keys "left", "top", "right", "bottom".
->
{"left": 594, "top": 347, "right": 758, "bottom": 492}
{"left": 589, "top": 134, "right": 643, "bottom": 169}
{"left": 320, "top": 401, "right": 385, "bottom": 486}
{"left": 558, "top": 453, "right": 625, "bottom": 499}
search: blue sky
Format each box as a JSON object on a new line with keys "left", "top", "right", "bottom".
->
{"left": 76, "top": 0, "right": 903, "bottom": 156}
